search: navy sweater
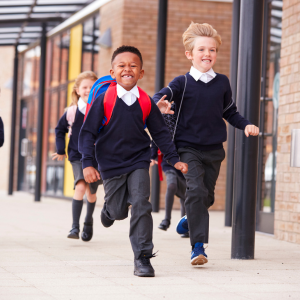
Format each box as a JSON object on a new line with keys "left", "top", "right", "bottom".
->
{"left": 55, "top": 108, "right": 97, "bottom": 168}
{"left": 153, "top": 73, "right": 251, "bottom": 151}
{"left": 0, "top": 117, "right": 4, "bottom": 147}
{"left": 79, "top": 92, "right": 180, "bottom": 180}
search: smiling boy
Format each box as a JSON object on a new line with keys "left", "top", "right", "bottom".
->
{"left": 78, "top": 45, "right": 188, "bottom": 277}
{"left": 154, "top": 23, "right": 259, "bottom": 266}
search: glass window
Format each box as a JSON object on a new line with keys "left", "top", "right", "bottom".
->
{"left": 257, "top": 0, "right": 282, "bottom": 224}
{"left": 51, "top": 35, "right": 61, "bottom": 87}
{"left": 60, "top": 31, "right": 70, "bottom": 84}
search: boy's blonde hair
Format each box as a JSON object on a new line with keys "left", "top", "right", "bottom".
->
{"left": 182, "top": 22, "right": 222, "bottom": 52}
{"left": 70, "top": 71, "right": 97, "bottom": 106}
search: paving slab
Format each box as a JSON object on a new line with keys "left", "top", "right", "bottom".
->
{"left": 0, "top": 190, "right": 300, "bottom": 300}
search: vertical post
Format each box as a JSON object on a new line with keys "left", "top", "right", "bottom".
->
{"left": 35, "top": 23, "right": 47, "bottom": 202}
{"left": 231, "top": 0, "right": 264, "bottom": 259}
{"left": 8, "top": 45, "right": 19, "bottom": 195}
{"left": 151, "top": 0, "right": 168, "bottom": 212}
{"left": 225, "top": 0, "right": 241, "bottom": 227}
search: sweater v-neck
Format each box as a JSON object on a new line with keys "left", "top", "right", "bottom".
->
{"left": 117, "top": 96, "right": 139, "bottom": 110}
{"left": 187, "top": 72, "right": 219, "bottom": 87}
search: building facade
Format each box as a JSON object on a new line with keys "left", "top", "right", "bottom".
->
{"left": 1, "top": 0, "right": 299, "bottom": 244}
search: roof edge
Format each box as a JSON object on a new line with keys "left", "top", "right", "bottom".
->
{"left": 47, "top": 0, "right": 111, "bottom": 38}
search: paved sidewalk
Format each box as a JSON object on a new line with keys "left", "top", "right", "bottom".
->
{"left": 0, "top": 190, "right": 300, "bottom": 300}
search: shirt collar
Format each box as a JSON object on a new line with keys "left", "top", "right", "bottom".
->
{"left": 189, "top": 66, "right": 216, "bottom": 81}
{"left": 117, "top": 84, "right": 140, "bottom": 99}
{"left": 77, "top": 97, "right": 87, "bottom": 115}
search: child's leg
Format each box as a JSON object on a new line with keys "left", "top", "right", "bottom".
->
{"left": 101, "top": 173, "right": 129, "bottom": 227}
{"left": 180, "top": 198, "right": 186, "bottom": 217}
{"left": 178, "top": 147, "right": 225, "bottom": 246}
{"left": 72, "top": 180, "right": 86, "bottom": 228}
{"left": 127, "top": 169, "right": 153, "bottom": 259}
{"left": 164, "top": 171, "right": 178, "bottom": 221}
{"left": 85, "top": 184, "right": 97, "bottom": 224}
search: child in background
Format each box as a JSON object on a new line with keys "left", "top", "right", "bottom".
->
{"left": 52, "top": 71, "right": 101, "bottom": 242}
{"left": 154, "top": 23, "right": 259, "bottom": 266}
{"left": 79, "top": 46, "right": 188, "bottom": 277}
{"left": 151, "top": 143, "right": 188, "bottom": 237}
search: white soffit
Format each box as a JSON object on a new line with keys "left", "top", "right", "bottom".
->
{"left": 47, "top": 0, "right": 111, "bottom": 38}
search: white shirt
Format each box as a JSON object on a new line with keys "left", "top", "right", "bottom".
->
{"left": 189, "top": 66, "right": 216, "bottom": 83}
{"left": 117, "top": 84, "right": 140, "bottom": 106}
{"left": 78, "top": 97, "right": 87, "bottom": 115}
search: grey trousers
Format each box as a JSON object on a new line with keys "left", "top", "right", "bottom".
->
{"left": 164, "top": 170, "right": 186, "bottom": 220}
{"left": 178, "top": 147, "right": 225, "bottom": 245}
{"left": 102, "top": 169, "right": 153, "bottom": 259}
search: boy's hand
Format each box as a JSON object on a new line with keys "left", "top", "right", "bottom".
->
{"left": 150, "top": 159, "right": 158, "bottom": 167}
{"left": 83, "top": 167, "right": 101, "bottom": 183}
{"left": 174, "top": 162, "right": 188, "bottom": 174}
{"left": 244, "top": 125, "right": 259, "bottom": 137}
{"left": 52, "top": 153, "right": 67, "bottom": 161}
{"left": 157, "top": 95, "right": 174, "bottom": 114}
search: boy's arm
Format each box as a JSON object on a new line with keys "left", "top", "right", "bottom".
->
{"left": 55, "top": 112, "right": 69, "bottom": 155}
{"left": 223, "top": 82, "right": 251, "bottom": 130}
{"left": 78, "top": 96, "right": 104, "bottom": 169}
{"left": 147, "top": 99, "right": 180, "bottom": 166}
{"left": 152, "top": 76, "right": 185, "bottom": 106}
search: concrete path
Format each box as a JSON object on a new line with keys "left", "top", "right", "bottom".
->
{"left": 0, "top": 190, "right": 300, "bottom": 300}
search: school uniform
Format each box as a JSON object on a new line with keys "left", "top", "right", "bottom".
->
{"left": 55, "top": 98, "right": 101, "bottom": 194}
{"left": 153, "top": 66, "right": 252, "bottom": 245}
{"left": 79, "top": 84, "right": 180, "bottom": 259}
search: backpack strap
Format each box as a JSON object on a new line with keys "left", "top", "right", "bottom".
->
{"left": 66, "top": 105, "right": 77, "bottom": 138}
{"left": 137, "top": 87, "right": 152, "bottom": 128}
{"left": 99, "top": 84, "right": 152, "bottom": 132}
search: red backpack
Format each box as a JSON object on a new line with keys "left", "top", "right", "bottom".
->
{"left": 98, "top": 81, "right": 152, "bottom": 132}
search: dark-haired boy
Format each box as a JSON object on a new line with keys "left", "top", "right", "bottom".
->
{"left": 79, "top": 45, "right": 188, "bottom": 277}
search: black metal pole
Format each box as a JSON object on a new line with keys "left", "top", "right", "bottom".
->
{"left": 231, "top": 0, "right": 264, "bottom": 259}
{"left": 225, "top": 0, "right": 241, "bottom": 227}
{"left": 151, "top": 0, "right": 168, "bottom": 212}
{"left": 34, "top": 23, "right": 47, "bottom": 202}
{"left": 8, "top": 45, "right": 19, "bottom": 195}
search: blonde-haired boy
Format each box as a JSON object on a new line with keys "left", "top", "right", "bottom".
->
{"left": 154, "top": 22, "right": 259, "bottom": 266}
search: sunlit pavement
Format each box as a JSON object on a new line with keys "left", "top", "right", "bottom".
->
{"left": 0, "top": 190, "right": 300, "bottom": 300}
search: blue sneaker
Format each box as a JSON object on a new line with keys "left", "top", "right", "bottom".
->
{"left": 176, "top": 215, "right": 189, "bottom": 234}
{"left": 191, "top": 242, "right": 208, "bottom": 265}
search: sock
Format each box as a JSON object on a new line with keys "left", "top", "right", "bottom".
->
{"left": 72, "top": 199, "right": 83, "bottom": 228}
{"left": 85, "top": 200, "right": 96, "bottom": 224}
{"left": 194, "top": 242, "right": 204, "bottom": 249}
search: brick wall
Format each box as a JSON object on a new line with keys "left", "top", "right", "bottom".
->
{"left": 99, "top": 0, "right": 232, "bottom": 211}
{"left": 275, "top": 0, "right": 300, "bottom": 244}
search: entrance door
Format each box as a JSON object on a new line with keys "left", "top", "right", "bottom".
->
{"left": 18, "top": 97, "right": 38, "bottom": 193}
{"left": 256, "top": 0, "right": 282, "bottom": 234}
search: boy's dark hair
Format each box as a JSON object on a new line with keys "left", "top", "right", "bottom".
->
{"left": 111, "top": 45, "right": 143, "bottom": 67}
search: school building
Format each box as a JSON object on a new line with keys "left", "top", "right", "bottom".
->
{"left": 0, "top": 0, "right": 300, "bottom": 245}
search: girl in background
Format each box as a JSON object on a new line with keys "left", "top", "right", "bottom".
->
{"left": 52, "top": 71, "right": 101, "bottom": 242}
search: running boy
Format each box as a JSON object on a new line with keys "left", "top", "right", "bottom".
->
{"left": 79, "top": 46, "right": 188, "bottom": 277}
{"left": 154, "top": 23, "right": 259, "bottom": 266}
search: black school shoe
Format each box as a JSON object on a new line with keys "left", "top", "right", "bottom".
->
{"left": 67, "top": 227, "right": 80, "bottom": 239}
{"left": 158, "top": 219, "right": 170, "bottom": 231}
{"left": 81, "top": 222, "right": 93, "bottom": 242}
{"left": 100, "top": 209, "right": 114, "bottom": 228}
{"left": 134, "top": 254, "right": 156, "bottom": 277}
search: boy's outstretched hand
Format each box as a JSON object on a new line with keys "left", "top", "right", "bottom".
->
{"left": 157, "top": 95, "right": 174, "bottom": 114}
{"left": 174, "top": 162, "right": 188, "bottom": 174}
{"left": 52, "top": 153, "right": 67, "bottom": 161}
{"left": 244, "top": 125, "right": 259, "bottom": 137}
{"left": 83, "top": 167, "right": 101, "bottom": 183}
